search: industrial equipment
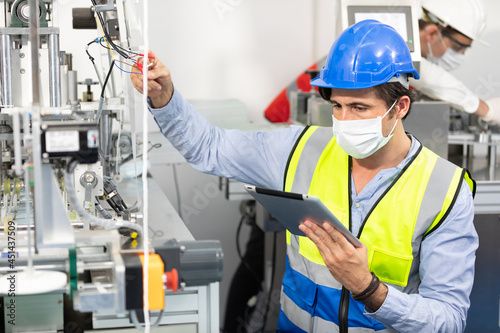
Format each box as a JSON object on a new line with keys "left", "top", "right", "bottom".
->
{"left": 0, "top": 0, "right": 223, "bottom": 331}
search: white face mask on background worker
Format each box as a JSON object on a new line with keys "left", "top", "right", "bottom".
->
{"left": 332, "top": 100, "right": 398, "bottom": 159}
{"left": 426, "top": 30, "right": 466, "bottom": 71}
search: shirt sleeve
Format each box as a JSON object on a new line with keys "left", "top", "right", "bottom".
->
{"left": 364, "top": 181, "right": 478, "bottom": 333}
{"left": 148, "top": 88, "right": 305, "bottom": 190}
{"left": 410, "top": 58, "right": 480, "bottom": 113}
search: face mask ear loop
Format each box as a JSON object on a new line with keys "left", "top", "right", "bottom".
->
{"left": 385, "top": 118, "right": 399, "bottom": 138}
{"left": 380, "top": 99, "right": 399, "bottom": 119}
{"left": 381, "top": 99, "right": 399, "bottom": 138}
{"left": 437, "top": 29, "right": 448, "bottom": 50}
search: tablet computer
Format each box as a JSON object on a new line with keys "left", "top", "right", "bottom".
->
{"left": 245, "top": 185, "right": 362, "bottom": 248}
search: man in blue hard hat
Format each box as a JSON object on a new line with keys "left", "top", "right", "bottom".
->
{"left": 131, "top": 20, "right": 477, "bottom": 333}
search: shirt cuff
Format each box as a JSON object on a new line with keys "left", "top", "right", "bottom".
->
{"left": 461, "top": 94, "right": 480, "bottom": 114}
{"left": 148, "top": 87, "right": 183, "bottom": 120}
{"left": 364, "top": 285, "right": 409, "bottom": 326}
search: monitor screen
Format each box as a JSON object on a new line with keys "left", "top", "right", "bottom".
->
{"left": 347, "top": 6, "right": 414, "bottom": 51}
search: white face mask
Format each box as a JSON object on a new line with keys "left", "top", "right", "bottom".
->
{"left": 426, "top": 31, "right": 466, "bottom": 71}
{"left": 332, "top": 100, "right": 398, "bottom": 159}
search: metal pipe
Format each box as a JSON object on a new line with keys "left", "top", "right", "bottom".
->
{"left": 60, "top": 51, "right": 69, "bottom": 105}
{"left": 29, "top": 0, "right": 41, "bottom": 106}
{"left": 489, "top": 144, "right": 497, "bottom": 180}
{"left": 68, "top": 70, "right": 78, "bottom": 104}
{"left": 99, "top": 112, "right": 113, "bottom": 175}
{"left": 48, "top": 33, "right": 61, "bottom": 107}
{"left": 12, "top": 111, "right": 22, "bottom": 176}
{"left": 0, "top": 34, "right": 12, "bottom": 107}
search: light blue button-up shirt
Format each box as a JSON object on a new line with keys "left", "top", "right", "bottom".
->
{"left": 150, "top": 89, "right": 478, "bottom": 333}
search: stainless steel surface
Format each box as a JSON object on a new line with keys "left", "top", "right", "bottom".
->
{"left": 404, "top": 101, "right": 450, "bottom": 159}
{"left": 0, "top": 27, "right": 60, "bottom": 35}
{"left": 12, "top": 111, "right": 21, "bottom": 175}
{"left": 119, "top": 178, "right": 194, "bottom": 242}
{"left": 0, "top": 34, "right": 12, "bottom": 107}
{"left": 68, "top": 70, "right": 78, "bottom": 103}
{"left": 99, "top": 112, "right": 113, "bottom": 175}
{"left": 48, "top": 33, "right": 61, "bottom": 107}
{"left": 28, "top": 0, "right": 40, "bottom": 106}
{"left": 488, "top": 145, "right": 496, "bottom": 181}
{"left": 34, "top": 164, "right": 75, "bottom": 248}
{"left": 75, "top": 289, "right": 117, "bottom": 312}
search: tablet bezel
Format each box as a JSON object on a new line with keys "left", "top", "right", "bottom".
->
{"left": 245, "top": 185, "right": 362, "bottom": 248}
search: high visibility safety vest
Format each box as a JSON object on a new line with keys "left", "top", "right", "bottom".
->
{"left": 277, "top": 126, "right": 475, "bottom": 333}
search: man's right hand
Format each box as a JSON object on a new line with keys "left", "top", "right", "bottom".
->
{"left": 130, "top": 51, "right": 174, "bottom": 109}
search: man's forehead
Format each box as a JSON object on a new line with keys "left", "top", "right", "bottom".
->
{"left": 330, "top": 88, "right": 379, "bottom": 102}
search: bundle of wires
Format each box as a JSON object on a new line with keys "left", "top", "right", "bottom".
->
{"left": 86, "top": 1, "right": 154, "bottom": 120}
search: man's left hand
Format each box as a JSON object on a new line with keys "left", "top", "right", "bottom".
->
{"left": 298, "top": 221, "right": 372, "bottom": 295}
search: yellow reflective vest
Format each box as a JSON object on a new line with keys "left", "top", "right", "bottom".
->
{"left": 277, "top": 126, "right": 475, "bottom": 332}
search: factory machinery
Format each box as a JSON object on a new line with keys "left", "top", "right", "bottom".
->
{"left": 0, "top": 0, "right": 223, "bottom": 332}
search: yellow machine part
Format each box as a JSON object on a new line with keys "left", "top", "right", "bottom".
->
{"left": 138, "top": 254, "right": 165, "bottom": 310}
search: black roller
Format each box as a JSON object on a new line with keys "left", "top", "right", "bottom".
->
{"left": 72, "top": 8, "right": 97, "bottom": 30}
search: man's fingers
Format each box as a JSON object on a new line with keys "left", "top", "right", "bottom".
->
{"left": 131, "top": 78, "right": 162, "bottom": 94}
{"left": 322, "top": 223, "right": 351, "bottom": 249}
{"left": 147, "top": 66, "right": 170, "bottom": 81}
{"left": 299, "top": 221, "right": 335, "bottom": 255}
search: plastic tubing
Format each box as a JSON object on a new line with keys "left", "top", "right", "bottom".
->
{"left": 64, "top": 164, "right": 142, "bottom": 236}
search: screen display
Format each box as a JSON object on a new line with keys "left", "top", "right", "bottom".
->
{"left": 347, "top": 6, "right": 414, "bottom": 51}
{"left": 354, "top": 12, "right": 408, "bottom": 42}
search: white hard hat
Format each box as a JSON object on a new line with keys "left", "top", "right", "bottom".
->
{"left": 421, "top": 0, "right": 488, "bottom": 46}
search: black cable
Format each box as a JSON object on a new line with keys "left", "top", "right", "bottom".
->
{"left": 101, "top": 59, "right": 115, "bottom": 99}
{"left": 85, "top": 38, "right": 104, "bottom": 88}
{"left": 339, "top": 286, "right": 350, "bottom": 333}
{"left": 90, "top": 0, "right": 129, "bottom": 59}
{"left": 261, "top": 231, "right": 277, "bottom": 332}
{"left": 113, "top": 43, "right": 142, "bottom": 57}
{"left": 96, "top": 59, "right": 114, "bottom": 120}
{"left": 236, "top": 214, "right": 263, "bottom": 290}
{"left": 95, "top": 196, "right": 112, "bottom": 219}
{"left": 99, "top": 38, "right": 112, "bottom": 50}
{"left": 66, "top": 159, "right": 78, "bottom": 174}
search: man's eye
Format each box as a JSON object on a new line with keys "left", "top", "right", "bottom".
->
{"left": 354, "top": 106, "right": 367, "bottom": 111}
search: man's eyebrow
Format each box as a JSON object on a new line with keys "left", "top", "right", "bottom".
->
{"left": 331, "top": 100, "right": 373, "bottom": 108}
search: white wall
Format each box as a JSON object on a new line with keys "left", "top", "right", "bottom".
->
{"left": 149, "top": 0, "right": 339, "bottom": 124}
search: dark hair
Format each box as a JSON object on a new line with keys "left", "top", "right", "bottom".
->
{"left": 318, "top": 82, "right": 415, "bottom": 120}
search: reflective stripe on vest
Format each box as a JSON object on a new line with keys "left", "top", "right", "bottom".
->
{"left": 279, "top": 126, "right": 474, "bottom": 331}
{"left": 278, "top": 289, "right": 397, "bottom": 333}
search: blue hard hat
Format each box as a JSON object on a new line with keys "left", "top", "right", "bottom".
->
{"left": 311, "top": 20, "right": 420, "bottom": 89}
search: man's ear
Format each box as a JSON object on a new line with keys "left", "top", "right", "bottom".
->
{"left": 396, "top": 96, "right": 411, "bottom": 119}
{"left": 424, "top": 24, "right": 440, "bottom": 43}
